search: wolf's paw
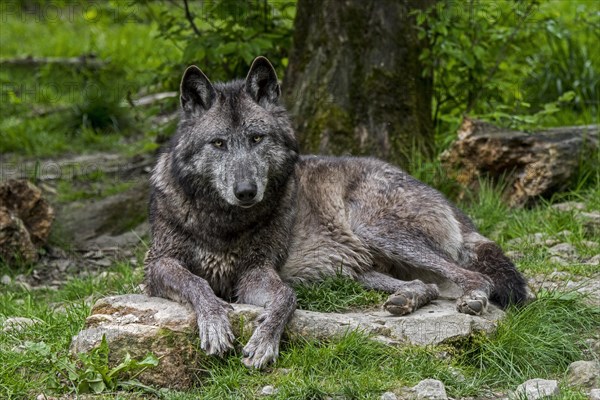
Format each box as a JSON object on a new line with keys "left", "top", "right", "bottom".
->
{"left": 456, "top": 290, "right": 489, "bottom": 316}
{"left": 242, "top": 329, "right": 279, "bottom": 369}
{"left": 197, "top": 312, "right": 235, "bottom": 356}
{"left": 383, "top": 283, "right": 439, "bottom": 316}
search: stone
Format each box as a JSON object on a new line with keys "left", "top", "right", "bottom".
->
{"left": 1, "top": 274, "right": 11, "bottom": 285}
{"left": 380, "top": 392, "right": 398, "bottom": 400}
{"left": 548, "top": 256, "right": 569, "bottom": 266}
{"left": 548, "top": 243, "right": 578, "bottom": 258}
{"left": 579, "top": 212, "right": 600, "bottom": 236}
{"left": 413, "top": 379, "right": 448, "bottom": 400}
{"left": 589, "top": 389, "right": 600, "bottom": 400}
{"left": 0, "top": 179, "right": 54, "bottom": 263}
{"left": 551, "top": 202, "right": 586, "bottom": 212}
{"left": 514, "top": 379, "right": 560, "bottom": 400}
{"left": 260, "top": 385, "right": 278, "bottom": 396}
{"left": 508, "top": 233, "right": 547, "bottom": 247}
{"left": 2, "top": 317, "right": 41, "bottom": 333}
{"left": 71, "top": 294, "right": 505, "bottom": 389}
{"left": 566, "top": 360, "right": 600, "bottom": 388}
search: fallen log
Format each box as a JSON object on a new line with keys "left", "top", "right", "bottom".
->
{"left": 440, "top": 118, "right": 598, "bottom": 207}
{"left": 0, "top": 55, "right": 107, "bottom": 69}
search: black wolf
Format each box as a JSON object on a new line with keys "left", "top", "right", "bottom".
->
{"left": 144, "top": 57, "right": 527, "bottom": 368}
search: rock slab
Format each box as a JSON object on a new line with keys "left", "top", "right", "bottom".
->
{"left": 70, "top": 294, "right": 504, "bottom": 389}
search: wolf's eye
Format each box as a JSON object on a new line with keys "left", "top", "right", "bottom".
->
{"left": 252, "top": 135, "right": 263, "bottom": 144}
{"left": 212, "top": 139, "right": 224, "bottom": 148}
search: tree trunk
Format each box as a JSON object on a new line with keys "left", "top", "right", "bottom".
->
{"left": 440, "top": 118, "right": 599, "bottom": 207}
{"left": 283, "top": 0, "right": 434, "bottom": 166}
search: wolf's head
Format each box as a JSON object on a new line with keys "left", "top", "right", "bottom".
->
{"left": 171, "top": 57, "right": 299, "bottom": 208}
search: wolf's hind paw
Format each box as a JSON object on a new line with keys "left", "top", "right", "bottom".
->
{"left": 456, "top": 290, "right": 489, "bottom": 316}
{"left": 383, "top": 282, "right": 438, "bottom": 316}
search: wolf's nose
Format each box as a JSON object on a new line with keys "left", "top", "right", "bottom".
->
{"left": 234, "top": 182, "right": 257, "bottom": 203}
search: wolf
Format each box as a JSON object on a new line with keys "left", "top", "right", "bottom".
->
{"left": 144, "top": 56, "right": 528, "bottom": 369}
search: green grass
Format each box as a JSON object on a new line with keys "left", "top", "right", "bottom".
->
{"left": 294, "top": 275, "right": 388, "bottom": 313}
{"left": 0, "top": 261, "right": 144, "bottom": 399}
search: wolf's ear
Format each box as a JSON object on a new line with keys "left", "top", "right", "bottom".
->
{"left": 245, "top": 56, "right": 280, "bottom": 106}
{"left": 180, "top": 66, "right": 216, "bottom": 115}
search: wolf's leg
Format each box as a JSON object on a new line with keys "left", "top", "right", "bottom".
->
{"left": 356, "top": 231, "right": 493, "bottom": 315}
{"left": 145, "top": 257, "right": 234, "bottom": 355}
{"left": 357, "top": 271, "right": 439, "bottom": 315}
{"left": 235, "top": 267, "right": 296, "bottom": 369}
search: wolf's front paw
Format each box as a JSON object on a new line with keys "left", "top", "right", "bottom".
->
{"left": 456, "top": 290, "right": 489, "bottom": 316}
{"left": 241, "top": 329, "right": 279, "bottom": 369}
{"left": 197, "top": 311, "right": 235, "bottom": 356}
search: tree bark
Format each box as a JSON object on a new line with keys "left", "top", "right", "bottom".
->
{"left": 440, "top": 118, "right": 599, "bottom": 207}
{"left": 283, "top": 0, "right": 434, "bottom": 165}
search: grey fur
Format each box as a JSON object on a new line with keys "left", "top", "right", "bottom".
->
{"left": 145, "top": 56, "right": 527, "bottom": 369}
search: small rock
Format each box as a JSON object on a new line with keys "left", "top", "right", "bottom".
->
{"left": 585, "top": 255, "right": 600, "bottom": 266}
{"left": 381, "top": 392, "right": 398, "bottom": 400}
{"left": 589, "top": 389, "right": 600, "bottom": 400}
{"left": 15, "top": 281, "right": 32, "bottom": 291}
{"left": 514, "top": 379, "right": 559, "bottom": 400}
{"left": 552, "top": 202, "right": 586, "bottom": 212}
{"left": 2, "top": 317, "right": 41, "bottom": 333}
{"left": 548, "top": 256, "right": 569, "bottom": 266}
{"left": 36, "top": 394, "right": 57, "bottom": 400}
{"left": 556, "top": 230, "right": 573, "bottom": 237}
{"left": 91, "top": 258, "right": 113, "bottom": 268}
{"left": 260, "top": 385, "right": 278, "bottom": 396}
{"left": 413, "top": 379, "right": 448, "bottom": 400}
{"left": 582, "top": 240, "right": 599, "bottom": 249}
{"left": 579, "top": 212, "right": 600, "bottom": 236}
{"left": 508, "top": 233, "right": 547, "bottom": 247}
{"left": 566, "top": 360, "right": 600, "bottom": 388}
{"left": 448, "top": 366, "right": 466, "bottom": 382}
{"left": 548, "top": 271, "right": 570, "bottom": 281}
{"left": 548, "top": 243, "right": 578, "bottom": 258}
{"left": 1, "top": 274, "right": 11, "bottom": 285}
{"left": 506, "top": 251, "right": 525, "bottom": 261}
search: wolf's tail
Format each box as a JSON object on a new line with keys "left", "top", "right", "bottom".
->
{"left": 469, "top": 241, "right": 529, "bottom": 308}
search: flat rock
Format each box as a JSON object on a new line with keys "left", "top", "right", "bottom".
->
{"left": 514, "top": 379, "right": 560, "bottom": 400}
{"left": 70, "top": 294, "right": 504, "bottom": 389}
{"left": 590, "top": 389, "right": 600, "bottom": 400}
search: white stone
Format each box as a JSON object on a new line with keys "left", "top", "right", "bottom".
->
{"left": 413, "top": 379, "right": 448, "bottom": 400}
{"left": 566, "top": 360, "right": 600, "bottom": 388}
{"left": 260, "top": 385, "right": 278, "bottom": 396}
{"left": 380, "top": 392, "right": 398, "bottom": 400}
{"left": 514, "top": 379, "right": 560, "bottom": 400}
{"left": 2, "top": 317, "right": 41, "bottom": 333}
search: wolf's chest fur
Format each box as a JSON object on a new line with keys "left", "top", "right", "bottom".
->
{"left": 187, "top": 245, "right": 241, "bottom": 299}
